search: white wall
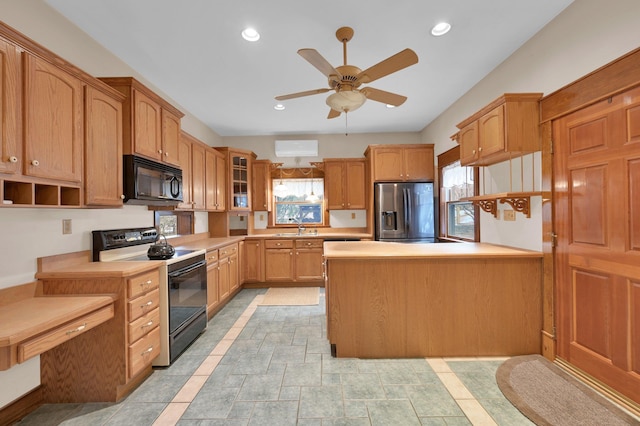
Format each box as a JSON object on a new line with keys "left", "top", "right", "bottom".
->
{"left": 421, "top": 0, "right": 640, "bottom": 249}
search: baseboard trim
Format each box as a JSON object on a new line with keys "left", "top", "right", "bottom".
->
{"left": 0, "top": 386, "right": 43, "bottom": 425}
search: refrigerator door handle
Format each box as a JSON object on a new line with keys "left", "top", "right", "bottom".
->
{"left": 403, "top": 188, "right": 410, "bottom": 235}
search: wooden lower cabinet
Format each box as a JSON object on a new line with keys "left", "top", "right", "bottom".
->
{"left": 207, "top": 243, "right": 240, "bottom": 318}
{"left": 261, "top": 238, "right": 324, "bottom": 283}
{"left": 37, "top": 267, "right": 162, "bottom": 402}
{"left": 206, "top": 249, "right": 220, "bottom": 317}
{"left": 244, "top": 239, "right": 264, "bottom": 282}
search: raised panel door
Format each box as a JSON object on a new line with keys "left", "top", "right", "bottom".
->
{"left": 215, "top": 152, "right": 226, "bottom": 211}
{"left": 177, "top": 133, "right": 192, "bottom": 209}
{"left": 218, "top": 256, "right": 230, "bottom": 301}
{"left": 244, "top": 240, "right": 264, "bottom": 282}
{"left": 295, "top": 249, "right": 323, "bottom": 281}
{"left": 191, "top": 141, "right": 206, "bottom": 210}
{"left": 403, "top": 146, "right": 434, "bottom": 181}
{"left": 324, "top": 161, "right": 346, "bottom": 209}
{"left": 132, "top": 89, "right": 162, "bottom": 161}
{"left": 24, "top": 54, "right": 83, "bottom": 182}
{"left": 205, "top": 147, "right": 217, "bottom": 211}
{"left": 265, "top": 249, "right": 294, "bottom": 281}
{"left": 84, "top": 86, "right": 123, "bottom": 206}
{"left": 372, "top": 149, "right": 403, "bottom": 181}
{"left": 206, "top": 257, "right": 219, "bottom": 314}
{"left": 0, "top": 37, "right": 19, "bottom": 175}
{"left": 161, "top": 109, "right": 181, "bottom": 167}
{"left": 252, "top": 160, "right": 271, "bottom": 211}
{"left": 345, "top": 161, "right": 366, "bottom": 208}
{"left": 478, "top": 104, "right": 505, "bottom": 158}
{"left": 229, "top": 253, "right": 239, "bottom": 292}
{"left": 458, "top": 122, "right": 479, "bottom": 166}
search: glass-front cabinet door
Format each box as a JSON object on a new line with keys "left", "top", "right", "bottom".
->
{"left": 218, "top": 148, "right": 255, "bottom": 212}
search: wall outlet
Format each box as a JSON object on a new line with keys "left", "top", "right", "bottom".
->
{"left": 503, "top": 210, "right": 516, "bottom": 221}
{"left": 259, "top": 214, "right": 264, "bottom": 221}
{"left": 62, "top": 219, "right": 72, "bottom": 234}
{"left": 351, "top": 212, "right": 356, "bottom": 219}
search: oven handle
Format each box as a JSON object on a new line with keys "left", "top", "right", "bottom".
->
{"left": 168, "top": 259, "right": 206, "bottom": 277}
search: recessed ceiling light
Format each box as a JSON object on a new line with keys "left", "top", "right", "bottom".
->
{"left": 386, "top": 104, "right": 395, "bottom": 109}
{"left": 241, "top": 28, "right": 260, "bottom": 42}
{"left": 431, "top": 22, "right": 451, "bottom": 36}
{"left": 274, "top": 104, "right": 285, "bottom": 111}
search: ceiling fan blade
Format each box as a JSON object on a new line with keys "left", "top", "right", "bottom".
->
{"left": 355, "top": 48, "right": 418, "bottom": 84}
{"left": 327, "top": 108, "right": 341, "bottom": 119}
{"left": 275, "top": 88, "right": 331, "bottom": 101}
{"left": 298, "top": 48, "right": 342, "bottom": 84}
{"left": 360, "top": 87, "right": 407, "bottom": 106}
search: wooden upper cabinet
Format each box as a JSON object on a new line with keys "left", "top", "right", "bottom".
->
{"left": 366, "top": 144, "right": 434, "bottom": 182}
{"left": 324, "top": 159, "right": 366, "bottom": 210}
{"left": 217, "top": 147, "right": 256, "bottom": 212}
{"left": 161, "top": 109, "right": 181, "bottom": 167}
{"left": 252, "top": 160, "right": 272, "bottom": 211}
{"left": 454, "top": 93, "right": 542, "bottom": 166}
{"left": 99, "top": 77, "right": 184, "bottom": 166}
{"left": 23, "top": 54, "right": 84, "bottom": 183}
{"left": 190, "top": 139, "right": 206, "bottom": 210}
{"left": 177, "top": 132, "right": 193, "bottom": 209}
{"left": 84, "top": 85, "right": 124, "bottom": 206}
{"left": 0, "top": 37, "right": 20, "bottom": 176}
{"left": 206, "top": 147, "right": 225, "bottom": 211}
{"left": 215, "top": 152, "right": 226, "bottom": 211}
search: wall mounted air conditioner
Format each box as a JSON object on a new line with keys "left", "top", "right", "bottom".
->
{"left": 275, "top": 140, "right": 318, "bottom": 157}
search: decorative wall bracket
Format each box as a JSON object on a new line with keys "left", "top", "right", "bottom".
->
{"left": 499, "top": 196, "right": 532, "bottom": 218}
{"left": 477, "top": 199, "right": 497, "bottom": 217}
{"left": 464, "top": 192, "right": 540, "bottom": 219}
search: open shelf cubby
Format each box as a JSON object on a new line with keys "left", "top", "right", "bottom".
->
{"left": 2, "top": 180, "right": 82, "bottom": 207}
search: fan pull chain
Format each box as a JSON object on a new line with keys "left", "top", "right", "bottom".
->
{"left": 345, "top": 112, "right": 349, "bottom": 136}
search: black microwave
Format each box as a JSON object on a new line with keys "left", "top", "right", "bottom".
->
{"left": 123, "top": 155, "right": 183, "bottom": 206}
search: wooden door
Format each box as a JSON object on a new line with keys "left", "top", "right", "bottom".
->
{"left": 244, "top": 240, "right": 263, "bottom": 282}
{"left": 265, "top": 249, "right": 294, "bottom": 281}
{"left": 161, "top": 109, "right": 181, "bottom": 167}
{"left": 132, "top": 89, "right": 162, "bottom": 161}
{"left": 215, "top": 152, "right": 226, "bottom": 211}
{"left": 24, "top": 55, "right": 83, "bottom": 182}
{"left": 458, "top": 122, "right": 479, "bottom": 166}
{"left": 372, "top": 148, "right": 403, "bottom": 181}
{"left": 295, "top": 249, "right": 323, "bottom": 281}
{"left": 324, "top": 161, "right": 345, "bottom": 209}
{"left": 345, "top": 161, "right": 366, "bottom": 209}
{"left": 0, "top": 37, "right": 19, "bottom": 175}
{"left": 252, "top": 160, "right": 271, "bottom": 211}
{"left": 206, "top": 256, "right": 219, "bottom": 314}
{"left": 84, "top": 86, "right": 123, "bottom": 206}
{"left": 218, "top": 256, "right": 230, "bottom": 301}
{"left": 229, "top": 253, "right": 239, "bottom": 292}
{"left": 177, "top": 133, "right": 192, "bottom": 209}
{"left": 191, "top": 141, "right": 206, "bottom": 210}
{"left": 554, "top": 86, "right": 640, "bottom": 404}
{"left": 205, "top": 147, "right": 217, "bottom": 211}
{"left": 403, "top": 146, "right": 434, "bottom": 181}
{"left": 478, "top": 104, "right": 505, "bottom": 158}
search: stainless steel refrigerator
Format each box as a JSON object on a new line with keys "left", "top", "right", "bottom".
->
{"left": 374, "top": 182, "right": 436, "bottom": 242}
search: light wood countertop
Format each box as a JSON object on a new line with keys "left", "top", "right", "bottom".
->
{"left": 323, "top": 241, "right": 542, "bottom": 259}
{"left": 35, "top": 260, "right": 160, "bottom": 279}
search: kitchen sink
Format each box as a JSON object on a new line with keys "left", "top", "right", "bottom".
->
{"left": 273, "top": 232, "right": 320, "bottom": 237}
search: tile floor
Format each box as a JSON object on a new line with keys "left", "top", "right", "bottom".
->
{"left": 17, "top": 288, "right": 534, "bottom": 425}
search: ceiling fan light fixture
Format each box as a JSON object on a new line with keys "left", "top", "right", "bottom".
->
{"left": 431, "top": 22, "right": 451, "bottom": 36}
{"left": 326, "top": 90, "right": 366, "bottom": 113}
{"left": 386, "top": 104, "right": 396, "bottom": 109}
{"left": 274, "top": 104, "right": 285, "bottom": 111}
{"left": 241, "top": 27, "right": 260, "bottom": 42}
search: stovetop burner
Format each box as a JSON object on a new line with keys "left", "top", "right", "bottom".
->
{"left": 123, "top": 249, "right": 198, "bottom": 262}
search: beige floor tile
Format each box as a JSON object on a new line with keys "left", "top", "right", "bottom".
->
{"left": 193, "top": 355, "right": 222, "bottom": 376}
{"left": 456, "top": 399, "right": 497, "bottom": 426}
{"left": 426, "top": 358, "right": 451, "bottom": 373}
{"left": 438, "top": 372, "right": 475, "bottom": 400}
{"left": 153, "top": 402, "right": 189, "bottom": 426}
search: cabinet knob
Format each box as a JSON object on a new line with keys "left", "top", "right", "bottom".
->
{"left": 164, "top": 152, "right": 169, "bottom": 157}
{"left": 478, "top": 147, "right": 483, "bottom": 152}
{"left": 31, "top": 159, "right": 39, "bottom": 166}
{"left": 9, "top": 156, "right": 18, "bottom": 163}
{"left": 472, "top": 149, "right": 476, "bottom": 154}
{"left": 158, "top": 150, "right": 163, "bottom": 154}
{"left": 120, "top": 194, "right": 125, "bottom": 199}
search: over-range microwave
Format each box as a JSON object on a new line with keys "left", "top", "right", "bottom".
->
{"left": 123, "top": 155, "right": 183, "bottom": 206}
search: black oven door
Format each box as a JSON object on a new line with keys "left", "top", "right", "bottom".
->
{"left": 167, "top": 255, "right": 207, "bottom": 360}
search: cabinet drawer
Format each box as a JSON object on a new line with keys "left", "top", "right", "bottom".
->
{"left": 127, "top": 269, "right": 160, "bottom": 299}
{"left": 128, "top": 325, "right": 160, "bottom": 378}
{"left": 128, "top": 307, "right": 160, "bottom": 343}
{"left": 18, "top": 304, "right": 114, "bottom": 363}
{"left": 296, "top": 239, "right": 323, "bottom": 249}
{"left": 265, "top": 239, "right": 294, "bottom": 249}
{"left": 219, "top": 243, "right": 238, "bottom": 259}
{"left": 128, "top": 288, "right": 160, "bottom": 322}
{"left": 206, "top": 249, "right": 219, "bottom": 263}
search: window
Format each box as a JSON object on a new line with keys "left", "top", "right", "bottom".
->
{"left": 438, "top": 147, "right": 478, "bottom": 241}
{"left": 273, "top": 178, "right": 324, "bottom": 225}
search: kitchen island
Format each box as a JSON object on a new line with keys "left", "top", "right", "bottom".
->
{"left": 323, "top": 241, "right": 543, "bottom": 358}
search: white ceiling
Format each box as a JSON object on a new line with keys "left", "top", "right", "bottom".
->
{"left": 46, "top": 0, "right": 573, "bottom": 137}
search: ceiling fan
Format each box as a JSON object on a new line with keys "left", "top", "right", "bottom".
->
{"left": 275, "top": 26, "right": 419, "bottom": 119}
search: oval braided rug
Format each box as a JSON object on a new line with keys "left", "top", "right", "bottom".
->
{"left": 496, "top": 355, "right": 639, "bottom": 425}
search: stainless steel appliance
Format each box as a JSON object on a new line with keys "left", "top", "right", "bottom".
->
{"left": 123, "top": 155, "right": 183, "bottom": 206}
{"left": 374, "top": 182, "right": 436, "bottom": 242}
{"left": 93, "top": 227, "right": 207, "bottom": 366}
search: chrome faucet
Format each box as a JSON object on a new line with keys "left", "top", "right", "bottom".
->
{"left": 289, "top": 215, "right": 306, "bottom": 235}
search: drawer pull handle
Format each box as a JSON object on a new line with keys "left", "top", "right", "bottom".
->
{"left": 141, "top": 301, "right": 153, "bottom": 308}
{"left": 141, "top": 346, "right": 154, "bottom": 356}
{"left": 140, "top": 279, "right": 152, "bottom": 288}
{"left": 142, "top": 320, "right": 154, "bottom": 329}
{"left": 66, "top": 323, "right": 87, "bottom": 335}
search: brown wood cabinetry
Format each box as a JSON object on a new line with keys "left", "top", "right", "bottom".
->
{"left": 252, "top": 159, "right": 272, "bottom": 211}
{"left": 99, "top": 77, "right": 184, "bottom": 166}
{"left": 453, "top": 93, "right": 542, "bottom": 166}
{"left": 365, "top": 144, "right": 434, "bottom": 182}
{"left": 324, "top": 159, "right": 366, "bottom": 210}
{"left": 206, "top": 147, "right": 226, "bottom": 211}
{"left": 206, "top": 249, "right": 220, "bottom": 317}
{"left": 177, "top": 132, "right": 193, "bottom": 209}
{"left": 191, "top": 139, "right": 206, "bottom": 210}
{"left": 244, "top": 239, "right": 264, "bottom": 282}
{"left": 0, "top": 37, "right": 19, "bottom": 176}
{"left": 84, "top": 85, "right": 124, "bottom": 206}
{"left": 24, "top": 54, "right": 84, "bottom": 183}
{"left": 212, "top": 242, "right": 240, "bottom": 312}
{"left": 263, "top": 238, "right": 324, "bottom": 283}
{"left": 217, "top": 147, "right": 256, "bottom": 212}
{"left": 37, "top": 266, "right": 162, "bottom": 402}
